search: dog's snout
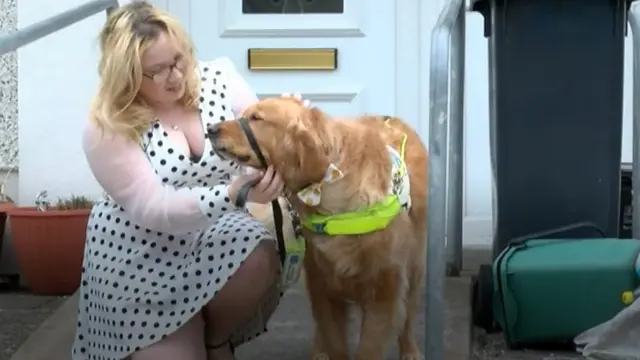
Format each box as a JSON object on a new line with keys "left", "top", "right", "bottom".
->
{"left": 206, "top": 123, "right": 221, "bottom": 139}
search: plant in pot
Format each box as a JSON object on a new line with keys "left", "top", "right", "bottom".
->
{"left": 9, "top": 191, "right": 94, "bottom": 295}
{"left": 0, "top": 167, "right": 16, "bottom": 272}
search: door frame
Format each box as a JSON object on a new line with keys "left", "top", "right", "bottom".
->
{"left": 162, "top": 0, "right": 427, "bottom": 139}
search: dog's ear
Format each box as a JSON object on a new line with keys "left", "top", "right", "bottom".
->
{"left": 282, "top": 107, "right": 330, "bottom": 185}
{"left": 298, "top": 139, "right": 329, "bottom": 183}
{"left": 302, "top": 107, "right": 331, "bottom": 180}
{"left": 307, "top": 107, "right": 326, "bottom": 126}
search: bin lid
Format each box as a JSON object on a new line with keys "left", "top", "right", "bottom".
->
{"left": 470, "top": 0, "right": 636, "bottom": 9}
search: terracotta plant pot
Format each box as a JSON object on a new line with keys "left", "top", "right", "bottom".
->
{"left": 9, "top": 207, "right": 90, "bottom": 295}
{"left": 0, "top": 201, "right": 14, "bottom": 263}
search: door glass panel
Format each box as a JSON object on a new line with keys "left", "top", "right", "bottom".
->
{"left": 242, "top": 0, "right": 344, "bottom": 14}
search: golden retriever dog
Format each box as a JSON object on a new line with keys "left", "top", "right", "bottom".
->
{"left": 209, "top": 97, "right": 428, "bottom": 360}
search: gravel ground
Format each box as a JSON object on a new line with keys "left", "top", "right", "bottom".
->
{"left": 0, "top": 288, "right": 67, "bottom": 360}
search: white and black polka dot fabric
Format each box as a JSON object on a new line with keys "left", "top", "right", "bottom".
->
{"left": 72, "top": 59, "right": 282, "bottom": 360}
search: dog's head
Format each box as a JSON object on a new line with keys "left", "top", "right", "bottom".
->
{"left": 207, "top": 96, "right": 331, "bottom": 190}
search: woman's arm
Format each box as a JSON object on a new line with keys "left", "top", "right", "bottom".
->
{"left": 83, "top": 121, "right": 235, "bottom": 235}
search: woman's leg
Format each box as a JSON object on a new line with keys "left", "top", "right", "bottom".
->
{"left": 130, "top": 313, "right": 207, "bottom": 360}
{"left": 203, "top": 240, "right": 279, "bottom": 357}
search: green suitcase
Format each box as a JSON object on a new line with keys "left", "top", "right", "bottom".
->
{"left": 492, "top": 237, "right": 640, "bottom": 349}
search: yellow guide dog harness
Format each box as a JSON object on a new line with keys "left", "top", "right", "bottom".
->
{"left": 298, "top": 118, "right": 412, "bottom": 235}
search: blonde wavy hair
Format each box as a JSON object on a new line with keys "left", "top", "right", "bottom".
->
{"left": 92, "top": 1, "right": 200, "bottom": 142}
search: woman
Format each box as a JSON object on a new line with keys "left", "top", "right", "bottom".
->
{"left": 73, "top": 2, "right": 302, "bottom": 359}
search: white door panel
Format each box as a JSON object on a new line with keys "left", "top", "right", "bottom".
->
{"left": 166, "top": 0, "right": 423, "bottom": 134}
{"left": 185, "top": 0, "right": 395, "bottom": 117}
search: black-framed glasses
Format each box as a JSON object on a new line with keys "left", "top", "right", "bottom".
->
{"left": 143, "top": 57, "right": 188, "bottom": 84}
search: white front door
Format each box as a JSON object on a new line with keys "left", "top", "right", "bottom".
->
{"left": 161, "top": 0, "right": 424, "bottom": 133}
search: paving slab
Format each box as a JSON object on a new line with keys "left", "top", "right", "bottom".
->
{"left": 0, "top": 292, "right": 67, "bottom": 360}
{"left": 8, "top": 277, "right": 473, "bottom": 360}
{"left": 237, "top": 277, "right": 472, "bottom": 360}
{"left": 10, "top": 247, "right": 596, "bottom": 360}
{"left": 0, "top": 293, "right": 61, "bottom": 310}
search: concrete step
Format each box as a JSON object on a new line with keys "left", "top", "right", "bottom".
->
{"left": 9, "top": 277, "right": 472, "bottom": 360}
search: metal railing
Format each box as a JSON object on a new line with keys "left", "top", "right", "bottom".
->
{"left": 427, "top": 0, "right": 466, "bottom": 358}
{"left": 0, "top": 0, "right": 119, "bottom": 56}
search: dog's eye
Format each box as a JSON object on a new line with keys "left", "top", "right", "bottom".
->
{"left": 249, "top": 114, "right": 263, "bottom": 121}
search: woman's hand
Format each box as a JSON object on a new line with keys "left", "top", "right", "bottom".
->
{"left": 246, "top": 166, "right": 284, "bottom": 203}
{"left": 228, "top": 166, "right": 284, "bottom": 206}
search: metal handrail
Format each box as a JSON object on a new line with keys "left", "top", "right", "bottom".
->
{"left": 427, "top": 0, "right": 466, "bottom": 358}
{"left": 445, "top": 0, "right": 466, "bottom": 278}
{"left": 0, "top": 0, "right": 119, "bottom": 56}
{"left": 630, "top": 4, "right": 640, "bottom": 239}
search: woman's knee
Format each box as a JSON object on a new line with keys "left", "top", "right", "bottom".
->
{"left": 130, "top": 314, "right": 206, "bottom": 360}
{"left": 240, "top": 240, "right": 279, "bottom": 287}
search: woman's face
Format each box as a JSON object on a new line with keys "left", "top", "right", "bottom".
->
{"left": 139, "top": 31, "right": 188, "bottom": 107}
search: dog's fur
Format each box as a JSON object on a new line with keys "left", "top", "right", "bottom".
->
{"left": 211, "top": 97, "right": 428, "bottom": 360}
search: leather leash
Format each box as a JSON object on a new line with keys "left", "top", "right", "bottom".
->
{"left": 233, "top": 117, "right": 287, "bottom": 266}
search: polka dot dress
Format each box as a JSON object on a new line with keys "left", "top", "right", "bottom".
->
{"left": 72, "top": 59, "right": 282, "bottom": 360}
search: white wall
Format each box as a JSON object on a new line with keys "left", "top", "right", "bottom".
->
{"left": 18, "top": 0, "right": 104, "bottom": 205}
{"left": 461, "top": 11, "right": 493, "bottom": 246}
{"left": 15, "top": 0, "right": 636, "bottom": 248}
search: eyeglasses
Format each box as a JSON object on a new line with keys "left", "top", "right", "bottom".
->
{"left": 143, "top": 57, "right": 188, "bottom": 84}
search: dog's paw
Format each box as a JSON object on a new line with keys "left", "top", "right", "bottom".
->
{"left": 401, "top": 353, "right": 425, "bottom": 360}
{"left": 311, "top": 353, "right": 330, "bottom": 360}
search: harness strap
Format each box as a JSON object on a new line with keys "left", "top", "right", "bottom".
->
{"left": 239, "top": 117, "right": 268, "bottom": 165}
{"left": 235, "top": 117, "right": 287, "bottom": 266}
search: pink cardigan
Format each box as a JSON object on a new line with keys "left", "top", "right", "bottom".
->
{"left": 82, "top": 58, "right": 258, "bottom": 233}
